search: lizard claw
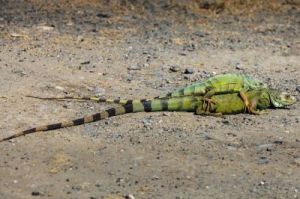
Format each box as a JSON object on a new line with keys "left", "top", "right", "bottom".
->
{"left": 202, "top": 97, "right": 216, "bottom": 112}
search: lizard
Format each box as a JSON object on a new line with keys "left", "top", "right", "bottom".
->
{"left": 156, "top": 73, "right": 268, "bottom": 112}
{"left": 155, "top": 73, "right": 267, "bottom": 99}
{"left": 27, "top": 73, "right": 267, "bottom": 113}
{"left": 0, "top": 88, "right": 295, "bottom": 142}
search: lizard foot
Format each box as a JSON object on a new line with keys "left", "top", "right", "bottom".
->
{"left": 195, "top": 106, "right": 223, "bottom": 117}
{"left": 202, "top": 97, "right": 216, "bottom": 112}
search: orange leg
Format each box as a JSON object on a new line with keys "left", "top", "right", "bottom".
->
{"left": 240, "top": 92, "right": 265, "bottom": 115}
{"left": 203, "top": 97, "right": 216, "bottom": 112}
{"left": 239, "top": 91, "right": 252, "bottom": 113}
{"left": 202, "top": 89, "right": 216, "bottom": 111}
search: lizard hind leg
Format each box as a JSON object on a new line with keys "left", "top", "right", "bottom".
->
{"left": 248, "top": 98, "right": 269, "bottom": 115}
{"left": 239, "top": 91, "right": 269, "bottom": 115}
{"left": 202, "top": 88, "right": 217, "bottom": 112}
{"left": 195, "top": 105, "right": 223, "bottom": 117}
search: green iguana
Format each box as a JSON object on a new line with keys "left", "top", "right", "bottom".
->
{"left": 29, "top": 73, "right": 267, "bottom": 113}
{"left": 157, "top": 73, "right": 267, "bottom": 112}
{"left": 156, "top": 73, "right": 266, "bottom": 98}
{"left": 0, "top": 88, "right": 295, "bottom": 142}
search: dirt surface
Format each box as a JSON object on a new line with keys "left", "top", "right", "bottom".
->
{"left": 0, "top": 0, "right": 300, "bottom": 198}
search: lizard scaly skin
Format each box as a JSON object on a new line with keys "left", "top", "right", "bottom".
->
{"left": 0, "top": 89, "right": 295, "bottom": 142}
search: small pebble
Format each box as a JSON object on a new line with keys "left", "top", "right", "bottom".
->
{"left": 124, "top": 194, "right": 135, "bottom": 199}
{"left": 12, "top": 70, "right": 27, "bottom": 77}
{"left": 55, "top": 86, "right": 65, "bottom": 91}
{"left": 296, "top": 85, "right": 300, "bottom": 92}
{"left": 257, "top": 157, "right": 269, "bottom": 164}
{"left": 127, "top": 65, "right": 141, "bottom": 70}
{"left": 184, "top": 68, "right": 194, "bottom": 74}
{"left": 273, "top": 140, "right": 283, "bottom": 145}
{"left": 183, "top": 74, "right": 191, "bottom": 80}
{"left": 202, "top": 133, "right": 213, "bottom": 140}
{"left": 194, "top": 31, "right": 207, "bottom": 37}
{"left": 31, "top": 191, "right": 40, "bottom": 196}
{"left": 80, "top": 60, "right": 90, "bottom": 65}
{"left": 221, "top": 120, "right": 230, "bottom": 125}
{"left": 96, "top": 13, "right": 110, "bottom": 18}
{"left": 235, "top": 63, "right": 242, "bottom": 70}
{"left": 256, "top": 143, "right": 274, "bottom": 150}
{"left": 76, "top": 36, "right": 84, "bottom": 42}
{"left": 55, "top": 86, "right": 64, "bottom": 91}
{"left": 37, "top": 25, "right": 54, "bottom": 31}
{"left": 186, "top": 43, "right": 196, "bottom": 51}
{"left": 169, "top": 65, "right": 180, "bottom": 72}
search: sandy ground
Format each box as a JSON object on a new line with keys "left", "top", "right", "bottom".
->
{"left": 0, "top": 0, "right": 300, "bottom": 198}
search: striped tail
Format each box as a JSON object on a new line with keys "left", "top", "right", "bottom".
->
{"left": 26, "top": 95, "right": 149, "bottom": 105}
{"left": 0, "top": 97, "right": 201, "bottom": 142}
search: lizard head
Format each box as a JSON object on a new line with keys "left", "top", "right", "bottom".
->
{"left": 268, "top": 89, "right": 296, "bottom": 108}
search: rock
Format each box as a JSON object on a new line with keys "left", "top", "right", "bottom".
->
{"left": 37, "top": 25, "right": 54, "bottom": 31}
{"left": 178, "top": 52, "right": 187, "bottom": 56}
{"left": 96, "top": 13, "right": 110, "bottom": 18}
{"left": 169, "top": 65, "right": 180, "bottom": 72}
{"left": 184, "top": 68, "right": 194, "bottom": 74}
{"left": 128, "top": 65, "right": 141, "bottom": 70}
{"left": 257, "top": 157, "right": 269, "bottom": 164}
{"left": 296, "top": 85, "right": 300, "bottom": 92}
{"left": 80, "top": 60, "right": 90, "bottom": 65}
{"left": 31, "top": 191, "right": 40, "bottom": 196}
{"left": 273, "top": 140, "right": 283, "bottom": 145}
{"left": 256, "top": 143, "right": 274, "bottom": 150}
{"left": 55, "top": 86, "right": 64, "bottom": 91}
{"left": 183, "top": 74, "right": 191, "bottom": 80}
{"left": 202, "top": 132, "right": 213, "bottom": 140}
{"left": 235, "top": 63, "right": 242, "bottom": 70}
{"left": 194, "top": 31, "right": 208, "bottom": 37}
{"left": 125, "top": 194, "right": 135, "bottom": 199}
{"left": 185, "top": 43, "right": 196, "bottom": 51}
{"left": 12, "top": 70, "right": 27, "bottom": 77}
{"left": 76, "top": 36, "right": 84, "bottom": 42}
{"left": 221, "top": 119, "right": 230, "bottom": 125}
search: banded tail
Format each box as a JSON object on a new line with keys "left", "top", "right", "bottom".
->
{"left": 0, "top": 96, "right": 202, "bottom": 142}
{"left": 26, "top": 95, "right": 150, "bottom": 106}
